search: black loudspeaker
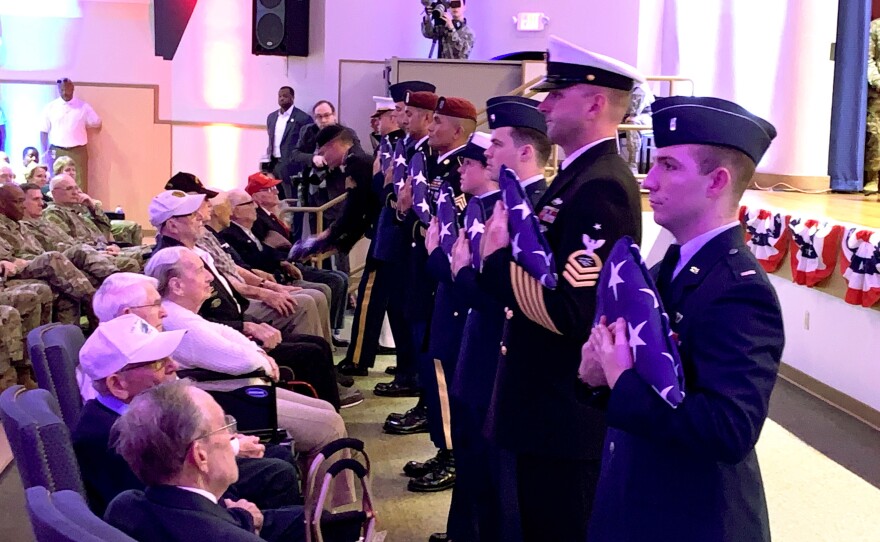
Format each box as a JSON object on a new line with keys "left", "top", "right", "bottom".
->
{"left": 253, "top": 0, "right": 310, "bottom": 57}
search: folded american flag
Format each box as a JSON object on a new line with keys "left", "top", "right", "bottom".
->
{"left": 464, "top": 198, "right": 485, "bottom": 269}
{"left": 391, "top": 139, "right": 408, "bottom": 197}
{"left": 411, "top": 151, "right": 432, "bottom": 225}
{"left": 595, "top": 236, "right": 685, "bottom": 408}
{"left": 436, "top": 181, "right": 459, "bottom": 257}
{"left": 499, "top": 167, "right": 557, "bottom": 288}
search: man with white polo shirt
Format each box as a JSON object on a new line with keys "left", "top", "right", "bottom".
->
{"left": 39, "top": 78, "right": 102, "bottom": 191}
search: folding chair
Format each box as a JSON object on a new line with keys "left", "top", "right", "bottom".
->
{"left": 27, "top": 323, "right": 86, "bottom": 430}
{"left": 304, "top": 438, "right": 377, "bottom": 542}
{"left": 25, "top": 486, "right": 132, "bottom": 542}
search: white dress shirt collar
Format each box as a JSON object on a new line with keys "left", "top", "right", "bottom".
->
{"left": 477, "top": 189, "right": 500, "bottom": 199}
{"left": 437, "top": 144, "right": 466, "bottom": 164}
{"left": 176, "top": 486, "right": 219, "bottom": 505}
{"left": 672, "top": 222, "right": 741, "bottom": 279}
{"left": 415, "top": 134, "right": 430, "bottom": 150}
{"left": 519, "top": 174, "right": 544, "bottom": 188}
{"left": 560, "top": 137, "right": 616, "bottom": 171}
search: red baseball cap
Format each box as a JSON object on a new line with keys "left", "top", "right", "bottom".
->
{"left": 245, "top": 172, "right": 281, "bottom": 195}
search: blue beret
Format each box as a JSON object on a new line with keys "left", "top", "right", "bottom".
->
{"left": 389, "top": 81, "right": 436, "bottom": 103}
{"left": 652, "top": 96, "right": 777, "bottom": 164}
{"left": 486, "top": 96, "right": 547, "bottom": 134}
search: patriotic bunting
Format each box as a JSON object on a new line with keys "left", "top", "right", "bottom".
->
{"left": 499, "top": 167, "right": 558, "bottom": 288}
{"left": 435, "top": 181, "right": 460, "bottom": 258}
{"left": 464, "top": 197, "right": 485, "bottom": 269}
{"left": 410, "top": 152, "right": 432, "bottom": 225}
{"left": 839, "top": 228, "right": 880, "bottom": 308}
{"left": 742, "top": 208, "right": 790, "bottom": 272}
{"left": 788, "top": 218, "right": 843, "bottom": 287}
{"left": 596, "top": 237, "right": 685, "bottom": 408}
{"left": 391, "top": 139, "right": 408, "bottom": 197}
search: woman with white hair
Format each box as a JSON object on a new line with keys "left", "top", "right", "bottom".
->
{"left": 144, "top": 247, "right": 355, "bottom": 506}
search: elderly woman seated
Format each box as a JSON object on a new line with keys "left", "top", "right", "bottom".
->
{"left": 144, "top": 246, "right": 355, "bottom": 507}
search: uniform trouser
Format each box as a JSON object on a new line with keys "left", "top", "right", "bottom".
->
{"left": 420, "top": 351, "right": 457, "bottom": 450}
{"left": 296, "top": 265, "right": 348, "bottom": 332}
{"left": 51, "top": 144, "right": 89, "bottom": 191}
{"left": 269, "top": 335, "right": 340, "bottom": 410}
{"left": 275, "top": 387, "right": 355, "bottom": 508}
{"left": 515, "top": 453, "right": 601, "bottom": 542}
{"left": 396, "top": 319, "right": 427, "bottom": 387}
{"left": 344, "top": 255, "right": 414, "bottom": 370}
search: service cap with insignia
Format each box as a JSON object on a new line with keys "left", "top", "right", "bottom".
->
{"left": 486, "top": 96, "right": 547, "bottom": 134}
{"left": 532, "top": 35, "right": 644, "bottom": 92}
{"left": 389, "top": 81, "right": 436, "bottom": 103}
{"left": 651, "top": 96, "right": 777, "bottom": 164}
{"left": 371, "top": 96, "right": 395, "bottom": 118}
{"left": 460, "top": 131, "right": 491, "bottom": 164}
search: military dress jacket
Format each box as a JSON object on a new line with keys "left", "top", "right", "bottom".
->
{"left": 480, "top": 139, "right": 642, "bottom": 459}
{"left": 589, "top": 225, "right": 782, "bottom": 542}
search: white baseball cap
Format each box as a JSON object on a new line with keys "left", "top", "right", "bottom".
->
{"left": 79, "top": 314, "right": 187, "bottom": 380}
{"left": 148, "top": 190, "right": 206, "bottom": 228}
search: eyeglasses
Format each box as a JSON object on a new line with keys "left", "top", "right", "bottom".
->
{"left": 258, "top": 187, "right": 278, "bottom": 194}
{"left": 128, "top": 300, "right": 162, "bottom": 310}
{"left": 119, "top": 358, "right": 170, "bottom": 372}
{"left": 191, "top": 415, "right": 237, "bottom": 444}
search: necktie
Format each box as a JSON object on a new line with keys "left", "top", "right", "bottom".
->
{"left": 656, "top": 244, "right": 681, "bottom": 297}
{"left": 270, "top": 213, "right": 290, "bottom": 237}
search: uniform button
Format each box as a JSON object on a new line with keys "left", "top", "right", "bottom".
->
{"left": 412, "top": 242, "right": 417, "bottom": 248}
{"left": 609, "top": 442, "right": 615, "bottom": 453}
{"left": 506, "top": 310, "right": 514, "bottom": 320}
{"left": 453, "top": 311, "right": 459, "bottom": 317}
{"left": 467, "top": 308, "right": 473, "bottom": 314}
{"left": 501, "top": 346, "right": 508, "bottom": 355}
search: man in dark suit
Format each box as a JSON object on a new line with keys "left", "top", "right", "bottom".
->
{"left": 266, "top": 86, "right": 312, "bottom": 200}
{"left": 479, "top": 37, "right": 643, "bottom": 541}
{"left": 583, "top": 96, "right": 782, "bottom": 542}
{"left": 72, "top": 311, "right": 300, "bottom": 517}
{"left": 106, "top": 379, "right": 305, "bottom": 542}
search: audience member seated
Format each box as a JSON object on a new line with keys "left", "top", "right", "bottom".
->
{"left": 105, "top": 379, "right": 307, "bottom": 542}
{"left": 247, "top": 174, "right": 350, "bottom": 345}
{"left": 0, "top": 164, "right": 15, "bottom": 185}
{"left": 149, "top": 189, "right": 328, "bottom": 344}
{"left": 73, "top": 308, "right": 301, "bottom": 518}
{"left": 44, "top": 174, "right": 147, "bottom": 262}
{"left": 143, "top": 247, "right": 356, "bottom": 505}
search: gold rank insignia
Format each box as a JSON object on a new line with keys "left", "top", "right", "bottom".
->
{"left": 563, "top": 234, "right": 606, "bottom": 288}
{"left": 454, "top": 194, "right": 467, "bottom": 211}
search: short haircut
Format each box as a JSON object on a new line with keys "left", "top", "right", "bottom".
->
{"left": 93, "top": 273, "right": 159, "bottom": 322}
{"left": 111, "top": 379, "right": 208, "bottom": 486}
{"left": 144, "top": 246, "right": 191, "bottom": 296}
{"left": 20, "top": 182, "right": 41, "bottom": 192}
{"left": 509, "top": 126, "right": 552, "bottom": 167}
{"left": 23, "top": 166, "right": 48, "bottom": 181}
{"left": 49, "top": 174, "right": 74, "bottom": 191}
{"left": 209, "top": 190, "right": 228, "bottom": 206}
{"left": 22, "top": 147, "right": 38, "bottom": 159}
{"left": 313, "top": 99, "right": 336, "bottom": 114}
{"left": 53, "top": 156, "right": 76, "bottom": 175}
{"left": 689, "top": 145, "right": 757, "bottom": 204}
{"left": 279, "top": 86, "right": 294, "bottom": 96}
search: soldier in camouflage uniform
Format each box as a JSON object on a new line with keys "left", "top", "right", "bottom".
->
{"left": 19, "top": 183, "right": 140, "bottom": 274}
{"left": 44, "top": 174, "right": 148, "bottom": 263}
{"left": 866, "top": 18, "right": 880, "bottom": 193}
{"left": 0, "top": 279, "right": 53, "bottom": 389}
{"left": 0, "top": 305, "right": 24, "bottom": 391}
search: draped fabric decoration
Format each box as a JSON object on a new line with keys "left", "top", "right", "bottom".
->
{"left": 410, "top": 152, "right": 432, "bottom": 225}
{"left": 435, "top": 181, "right": 460, "bottom": 258}
{"left": 788, "top": 218, "right": 844, "bottom": 287}
{"left": 839, "top": 228, "right": 880, "bottom": 308}
{"left": 742, "top": 207, "right": 791, "bottom": 272}
{"left": 463, "top": 198, "right": 484, "bottom": 270}
{"left": 595, "top": 236, "right": 685, "bottom": 408}
{"left": 379, "top": 137, "right": 393, "bottom": 173}
{"left": 391, "top": 139, "right": 408, "bottom": 197}
{"left": 499, "top": 167, "right": 557, "bottom": 288}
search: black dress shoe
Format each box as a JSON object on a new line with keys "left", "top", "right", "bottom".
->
{"left": 332, "top": 335, "right": 350, "bottom": 348}
{"left": 408, "top": 464, "right": 455, "bottom": 492}
{"left": 428, "top": 533, "right": 449, "bottom": 542}
{"left": 373, "top": 381, "right": 421, "bottom": 397}
{"left": 403, "top": 448, "right": 453, "bottom": 478}
{"left": 336, "top": 360, "right": 368, "bottom": 377}
{"left": 385, "top": 403, "right": 425, "bottom": 424}
{"left": 377, "top": 346, "right": 397, "bottom": 355}
{"left": 383, "top": 409, "right": 429, "bottom": 435}
{"left": 384, "top": 365, "right": 397, "bottom": 375}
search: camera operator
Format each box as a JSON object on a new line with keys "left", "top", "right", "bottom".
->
{"left": 421, "top": 0, "right": 474, "bottom": 59}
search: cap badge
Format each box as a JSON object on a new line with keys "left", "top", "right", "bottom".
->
{"left": 586, "top": 74, "right": 596, "bottom": 81}
{"left": 669, "top": 117, "right": 677, "bottom": 131}
{"left": 490, "top": 114, "right": 496, "bottom": 122}
{"left": 171, "top": 191, "right": 186, "bottom": 197}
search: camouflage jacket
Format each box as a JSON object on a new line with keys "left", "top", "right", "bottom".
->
{"left": 21, "top": 217, "right": 78, "bottom": 252}
{"left": 0, "top": 214, "right": 46, "bottom": 260}
{"left": 42, "top": 203, "right": 109, "bottom": 244}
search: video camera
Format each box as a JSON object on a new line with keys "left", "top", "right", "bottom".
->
{"left": 421, "top": 0, "right": 462, "bottom": 26}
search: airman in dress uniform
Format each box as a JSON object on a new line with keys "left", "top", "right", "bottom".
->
{"left": 478, "top": 36, "right": 643, "bottom": 541}
{"left": 583, "top": 96, "right": 782, "bottom": 542}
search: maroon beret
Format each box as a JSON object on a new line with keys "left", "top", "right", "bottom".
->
{"left": 435, "top": 96, "right": 477, "bottom": 121}
{"left": 405, "top": 91, "right": 440, "bottom": 111}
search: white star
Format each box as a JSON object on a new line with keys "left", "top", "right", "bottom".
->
{"left": 533, "top": 250, "right": 553, "bottom": 267}
{"left": 512, "top": 202, "right": 531, "bottom": 220}
{"left": 511, "top": 233, "right": 522, "bottom": 259}
{"left": 382, "top": 152, "right": 391, "bottom": 160}
{"left": 394, "top": 154, "right": 406, "bottom": 167}
{"left": 417, "top": 200, "right": 431, "bottom": 214}
{"left": 413, "top": 172, "right": 428, "bottom": 185}
{"left": 437, "top": 191, "right": 449, "bottom": 204}
{"left": 628, "top": 321, "right": 647, "bottom": 361}
{"left": 395, "top": 178, "right": 405, "bottom": 189}
{"left": 638, "top": 287, "right": 659, "bottom": 308}
{"left": 594, "top": 223, "right": 602, "bottom": 230}
{"left": 468, "top": 218, "right": 485, "bottom": 238}
{"left": 608, "top": 260, "right": 626, "bottom": 301}
{"left": 440, "top": 221, "right": 452, "bottom": 240}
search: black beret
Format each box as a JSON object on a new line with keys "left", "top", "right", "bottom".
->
{"left": 315, "top": 125, "right": 352, "bottom": 148}
{"left": 652, "top": 96, "right": 777, "bottom": 164}
{"left": 486, "top": 96, "right": 547, "bottom": 134}
{"left": 389, "top": 81, "right": 436, "bottom": 103}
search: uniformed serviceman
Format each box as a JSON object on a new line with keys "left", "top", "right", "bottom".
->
{"left": 866, "top": 17, "right": 880, "bottom": 193}
{"left": 479, "top": 36, "right": 643, "bottom": 541}
{"left": 583, "top": 96, "right": 782, "bottom": 542}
